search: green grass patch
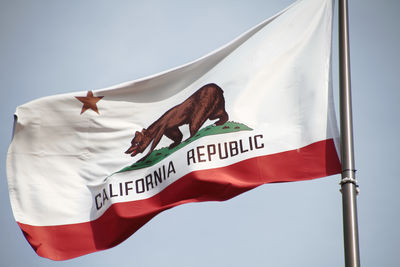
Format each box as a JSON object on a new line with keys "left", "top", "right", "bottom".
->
{"left": 117, "top": 121, "right": 252, "bottom": 173}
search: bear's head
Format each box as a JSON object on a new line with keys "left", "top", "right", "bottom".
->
{"left": 125, "top": 129, "right": 149, "bottom": 157}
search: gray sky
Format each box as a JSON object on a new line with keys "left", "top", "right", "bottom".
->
{"left": 0, "top": 0, "right": 399, "bottom": 266}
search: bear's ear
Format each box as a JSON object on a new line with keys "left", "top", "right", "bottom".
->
{"left": 141, "top": 128, "right": 149, "bottom": 136}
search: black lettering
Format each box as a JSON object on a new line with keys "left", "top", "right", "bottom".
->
{"left": 168, "top": 161, "right": 176, "bottom": 177}
{"left": 125, "top": 181, "right": 133, "bottom": 195}
{"left": 229, "top": 141, "right": 239, "bottom": 156}
{"left": 239, "top": 139, "right": 249, "bottom": 153}
{"left": 207, "top": 144, "right": 216, "bottom": 161}
{"left": 254, "top": 134, "right": 264, "bottom": 149}
{"left": 109, "top": 184, "right": 118, "bottom": 198}
{"left": 119, "top": 182, "right": 123, "bottom": 195}
{"left": 102, "top": 189, "right": 109, "bottom": 206}
{"left": 135, "top": 179, "right": 145, "bottom": 193}
{"left": 187, "top": 149, "right": 196, "bottom": 165}
{"left": 154, "top": 168, "right": 162, "bottom": 186}
{"left": 162, "top": 165, "right": 166, "bottom": 180}
{"left": 218, "top": 142, "right": 229, "bottom": 159}
{"left": 95, "top": 193, "right": 102, "bottom": 210}
{"left": 197, "top": 146, "right": 206, "bottom": 162}
{"left": 145, "top": 174, "right": 154, "bottom": 191}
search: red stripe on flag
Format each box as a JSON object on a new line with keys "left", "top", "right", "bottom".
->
{"left": 17, "top": 139, "right": 341, "bottom": 260}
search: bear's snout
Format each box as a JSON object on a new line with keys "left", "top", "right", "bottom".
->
{"left": 125, "top": 146, "right": 138, "bottom": 157}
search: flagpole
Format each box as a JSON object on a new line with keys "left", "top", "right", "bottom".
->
{"left": 338, "top": 0, "right": 361, "bottom": 266}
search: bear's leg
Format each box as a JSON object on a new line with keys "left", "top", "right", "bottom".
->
{"left": 187, "top": 103, "right": 211, "bottom": 138}
{"left": 189, "top": 116, "right": 209, "bottom": 138}
{"left": 138, "top": 130, "right": 164, "bottom": 162}
{"left": 210, "top": 110, "right": 229, "bottom": 126}
{"left": 165, "top": 127, "right": 183, "bottom": 149}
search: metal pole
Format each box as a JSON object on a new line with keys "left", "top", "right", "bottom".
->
{"left": 338, "top": 0, "right": 361, "bottom": 266}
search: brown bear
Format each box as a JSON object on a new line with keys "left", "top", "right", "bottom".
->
{"left": 125, "top": 83, "right": 229, "bottom": 162}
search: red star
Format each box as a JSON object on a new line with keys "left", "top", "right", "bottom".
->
{"left": 75, "top": 91, "right": 104, "bottom": 114}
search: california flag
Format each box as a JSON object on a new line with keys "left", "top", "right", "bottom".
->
{"left": 6, "top": 0, "right": 340, "bottom": 260}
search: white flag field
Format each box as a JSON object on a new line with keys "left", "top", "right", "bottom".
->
{"left": 6, "top": 0, "right": 340, "bottom": 261}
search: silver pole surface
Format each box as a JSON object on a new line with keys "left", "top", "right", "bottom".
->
{"left": 338, "top": 0, "right": 361, "bottom": 266}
